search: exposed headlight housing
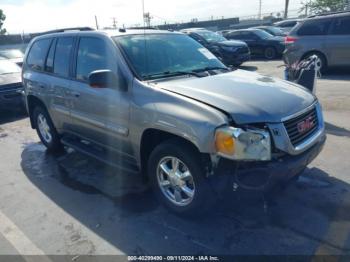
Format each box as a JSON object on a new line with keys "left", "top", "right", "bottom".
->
{"left": 215, "top": 126, "right": 271, "bottom": 161}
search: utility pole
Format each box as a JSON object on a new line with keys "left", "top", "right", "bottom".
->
{"left": 258, "top": 0, "right": 262, "bottom": 20}
{"left": 95, "top": 15, "right": 99, "bottom": 30}
{"left": 111, "top": 17, "right": 117, "bottom": 29}
{"left": 284, "top": 0, "right": 289, "bottom": 19}
{"left": 143, "top": 12, "right": 152, "bottom": 27}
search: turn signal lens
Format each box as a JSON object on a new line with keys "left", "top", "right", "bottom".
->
{"left": 215, "top": 131, "right": 235, "bottom": 155}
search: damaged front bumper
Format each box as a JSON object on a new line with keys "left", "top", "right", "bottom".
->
{"left": 208, "top": 132, "right": 326, "bottom": 195}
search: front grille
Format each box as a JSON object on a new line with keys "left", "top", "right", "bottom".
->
{"left": 284, "top": 106, "right": 319, "bottom": 147}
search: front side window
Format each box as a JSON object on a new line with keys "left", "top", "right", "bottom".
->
{"left": 297, "top": 19, "right": 331, "bottom": 36}
{"left": 27, "top": 38, "right": 52, "bottom": 71}
{"left": 54, "top": 37, "right": 74, "bottom": 77}
{"left": 115, "top": 34, "right": 225, "bottom": 80}
{"left": 76, "top": 37, "right": 112, "bottom": 81}
{"left": 330, "top": 16, "right": 350, "bottom": 35}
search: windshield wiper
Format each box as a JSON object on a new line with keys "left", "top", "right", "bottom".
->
{"left": 192, "top": 66, "right": 230, "bottom": 72}
{"left": 143, "top": 70, "right": 203, "bottom": 80}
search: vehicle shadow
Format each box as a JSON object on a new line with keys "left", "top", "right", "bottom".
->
{"left": 322, "top": 67, "right": 350, "bottom": 81}
{"left": 0, "top": 108, "right": 27, "bottom": 125}
{"left": 326, "top": 122, "right": 350, "bottom": 138}
{"left": 21, "top": 143, "right": 350, "bottom": 255}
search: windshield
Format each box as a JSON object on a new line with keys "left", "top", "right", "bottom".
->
{"left": 0, "top": 60, "right": 21, "bottom": 74}
{"left": 115, "top": 34, "right": 225, "bottom": 80}
{"left": 195, "top": 30, "right": 227, "bottom": 43}
{"left": 0, "top": 49, "right": 24, "bottom": 59}
{"left": 267, "top": 27, "right": 284, "bottom": 35}
{"left": 253, "top": 29, "right": 273, "bottom": 39}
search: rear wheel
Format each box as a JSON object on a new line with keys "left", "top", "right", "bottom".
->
{"left": 148, "top": 139, "right": 215, "bottom": 216}
{"left": 304, "top": 52, "right": 327, "bottom": 74}
{"left": 264, "top": 47, "right": 277, "bottom": 60}
{"left": 33, "top": 106, "right": 62, "bottom": 152}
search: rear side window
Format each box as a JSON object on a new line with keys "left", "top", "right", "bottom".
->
{"left": 297, "top": 19, "right": 331, "bottom": 36}
{"left": 76, "top": 37, "right": 112, "bottom": 81}
{"left": 330, "top": 16, "right": 350, "bottom": 35}
{"left": 27, "top": 39, "right": 51, "bottom": 71}
{"left": 54, "top": 37, "right": 74, "bottom": 77}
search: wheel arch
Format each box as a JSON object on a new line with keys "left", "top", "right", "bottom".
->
{"left": 27, "top": 95, "right": 47, "bottom": 129}
{"left": 139, "top": 128, "right": 211, "bottom": 178}
{"left": 301, "top": 50, "right": 328, "bottom": 66}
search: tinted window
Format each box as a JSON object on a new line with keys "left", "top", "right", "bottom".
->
{"left": 45, "top": 39, "right": 56, "bottom": 73}
{"left": 27, "top": 39, "right": 51, "bottom": 71}
{"left": 54, "top": 37, "right": 73, "bottom": 77}
{"left": 330, "top": 16, "right": 350, "bottom": 35}
{"left": 297, "top": 19, "right": 331, "bottom": 36}
{"left": 76, "top": 37, "right": 112, "bottom": 81}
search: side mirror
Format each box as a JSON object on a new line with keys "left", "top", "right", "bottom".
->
{"left": 88, "top": 70, "right": 127, "bottom": 91}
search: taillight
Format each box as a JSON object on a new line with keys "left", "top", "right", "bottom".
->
{"left": 285, "top": 36, "right": 298, "bottom": 44}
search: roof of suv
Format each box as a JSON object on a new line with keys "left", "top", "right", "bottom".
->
{"left": 307, "top": 10, "right": 350, "bottom": 19}
{"left": 33, "top": 28, "right": 183, "bottom": 41}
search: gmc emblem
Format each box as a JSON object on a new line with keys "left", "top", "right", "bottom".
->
{"left": 297, "top": 116, "right": 315, "bottom": 134}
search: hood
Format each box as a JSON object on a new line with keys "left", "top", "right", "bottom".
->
{"left": 0, "top": 72, "right": 22, "bottom": 87}
{"left": 217, "top": 40, "right": 247, "bottom": 47}
{"left": 156, "top": 70, "right": 316, "bottom": 124}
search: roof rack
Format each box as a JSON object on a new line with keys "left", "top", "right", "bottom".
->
{"left": 308, "top": 10, "right": 350, "bottom": 18}
{"left": 40, "top": 27, "right": 95, "bottom": 35}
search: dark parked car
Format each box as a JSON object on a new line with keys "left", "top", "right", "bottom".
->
{"left": 252, "top": 26, "right": 286, "bottom": 36}
{"left": 0, "top": 59, "right": 24, "bottom": 110}
{"left": 225, "top": 29, "right": 285, "bottom": 59}
{"left": 0, "top": 49, "right": 24, "bottom": 67}
{"left": 181, "top": 28, "right": 250, "bottom": 66}
{"left": 284, "top": 12, "right": 350, "bottom": 73}
{"left": 273, "top": 19, "right": 301, "bottom": 33}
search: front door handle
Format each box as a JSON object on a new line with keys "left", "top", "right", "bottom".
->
{"left": 71, "top": 92, "right": 80, "bottom": 98}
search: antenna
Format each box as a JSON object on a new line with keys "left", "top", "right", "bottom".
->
{"left": 142, "top": 0, "right": 149, "bottom": 78}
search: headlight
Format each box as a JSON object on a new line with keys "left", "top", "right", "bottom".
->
{"left": 215, "top": 126, "right": 271, "bottom": 161}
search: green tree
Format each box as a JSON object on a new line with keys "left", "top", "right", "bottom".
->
{"left": 303, "top": 0, "right": 348, "bottom": 14}
{"left": 0, "top": 9, "right": 6, "bottom": 35}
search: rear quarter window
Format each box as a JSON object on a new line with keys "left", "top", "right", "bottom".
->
{"left": 26, "top": 38, "right": 52, "bottom": 71}
{"left": 330, "top": 16, "right": 350, "bottom": 35}
{"left": 297, "top": 19, "right": 331, "bottom": 36}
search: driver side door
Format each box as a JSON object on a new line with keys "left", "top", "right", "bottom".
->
{"left": 69, "top": 36, "right": 130, "bottom": 154}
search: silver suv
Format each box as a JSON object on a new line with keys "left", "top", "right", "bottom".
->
{"left": 23, "top": 29, "right": 326, "bottom": 215}
{"left": 284, "top": 12, "right": 350, "bottom": 72}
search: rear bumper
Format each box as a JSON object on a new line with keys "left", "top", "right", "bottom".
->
{"left": 0, "top": 88, "right": 25, "bottom": 109}
{"left": 209, "top": 133, "right": 326, "bottom": 194}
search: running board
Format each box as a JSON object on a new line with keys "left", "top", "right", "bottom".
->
{"left": 61, "top": 136, "right": 140, "bottom": 175}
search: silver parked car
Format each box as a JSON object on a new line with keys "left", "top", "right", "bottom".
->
{"left": 23, "top": 29, "right": 326, "bottom": 215}
{"left": 284, "top": 12, "right": 350, "bottom": 73}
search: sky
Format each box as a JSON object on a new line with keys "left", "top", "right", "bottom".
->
{"left": 2, "top": 0, "right": 303, "bottom": 34}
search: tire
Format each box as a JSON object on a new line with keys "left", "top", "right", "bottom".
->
{"left": 147, "top": 139, "right": 215, "bottom": 216}
{"left": 304, "top": 52, "right": 327, "bottom": 74}
{"left": 33, "top": 106, "right": 62, "bottom": 152}
{"left": 264, "top": 47, "right": 277, "bottom": 60}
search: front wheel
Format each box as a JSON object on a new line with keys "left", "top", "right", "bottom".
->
{"left": 33, "top": 106, "right": 62, "bottom": 152}
{"left": 148, "top": 139, "right": 215, "bottom": 216}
